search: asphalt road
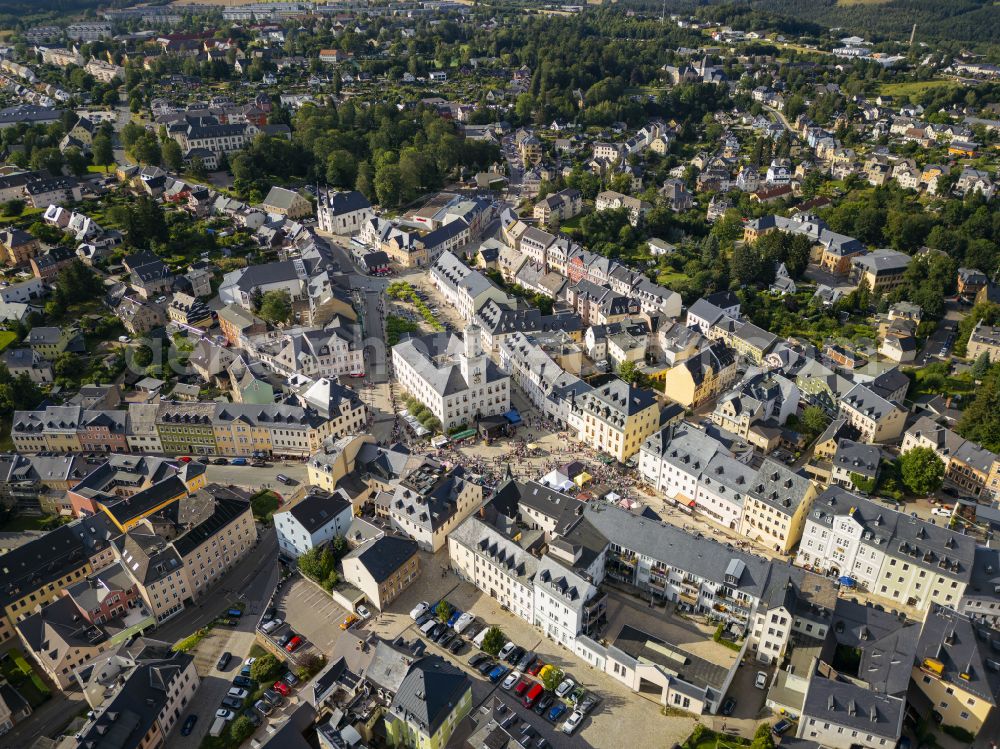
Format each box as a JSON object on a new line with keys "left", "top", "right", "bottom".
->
{"left": 203, "top": 462, "right": 309, "bottom": 493}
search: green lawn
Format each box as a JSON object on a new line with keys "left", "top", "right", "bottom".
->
{"left": 249, "top": 490, "right": 281, "bottom": 523}
{"left": 0, "top": 514, "right": 59, "bottom": 532}
{"left": 657, "top": 271, "right": 691, "bottom": 288}
{"left": 877, "top": 79, "right": 956, "bottom": 98}
{"left": 0, "top": 330, "right": 17, "bottom": 352}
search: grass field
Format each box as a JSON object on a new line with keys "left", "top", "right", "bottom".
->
{"left": 877, "top": 79, "right": 956, "bottom": 98}
{"left": 0, "top": 331, "right": 16, "bottom": 352}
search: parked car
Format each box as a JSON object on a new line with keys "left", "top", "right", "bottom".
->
{"left": 502, "top": 671, "right": 520, "bottom": 690}
{"left": 227, "top": 687, "right": 248, "bottom": 699}
{"left": 272, "top": 680, "right": 291, "bottom": 696}
{"left": 242, "top": 708, "right": 261, "bottom": 727}
{"left": 555, "top": 678, "right": 575, "bottom": 698}
{"left": 410, "top": 601, "right": 430, "bottom": 620}
{"left": 516, "top": 650, "right": 536, "bottom": 671}
{"left": 453, "top": 612, "right": 475, "bottom": 634}
{"left": 506, "top": 646, "right": 526, "bottom": 665}
{"left": 447, "top": 608, "right": 463, "bottom": 628}
{"left": 534, "top": 693, "right": 554, "bottom": 715}
{"left": 932, "top": 507, "right": 951, "bottom": 517}
{"left": 216, "top": 652, "right": 232, "bottom": 671}
{"left": 562, "top": 710, "right": 584, "bottom": 735}
{"left": 469, "top": 653, "right": 490, "bottom": 668}
{"left": 527, "top": 659, "right": 545, "bottom": 676}
{"left": 498, "top": 641, "right": 517, "bottom": 661}
{"left": 282, "top": 672, "right": 299, "bottom": 687}
{"left": 261, "top": 618, "right": 283, "bottom": 634}
{"left": 263, "top": 689, "right": 284, "bottom": 707}
{"left": 548, "top": 703, "right": 567, "bottom": 722}
{"left": 277, "top": 631, "right": 295, "bottom": 647}
{"left": 254, "top": 699, "right": 272, "bottom": 716}
{"left": 772, "top": 719, "right": 793, "bottom": 735}
{"left": 579, "top": 694, "right": 599, "bottom": 714}
{"left": 438, "top": 630, "right": 456, "bottom": 647}
{"left": 240, "top": 664, "right": 252, "bottom": 678}
{"left": 213, "top": 457, "right": 229, "bottom": 465}
{"left": 488, "top": 664, "right": 508, "bottom": 683}
{"left": 523, "top": 683, "right": 544, "bottom": 709}
{"left": 276, "top": 473, "right": 292, "bottom": 484}
{"left": 340, "top": 614, "right": 358, "bottom": 630}
{"left": 230, "top": 457, "right": 247, "bottom": 466}
{"left": 221, "top": 696, "right": 243, "bottom": 710}
{"left": 356, "top": 604, "right": 371, "bottom": 620}
{"left": 180, "top": 715, "right": 198, "bottom": 736}
{"left": 755, "top": 671, "right": 768, "bottom": 689}
{"left": 215, "top": 709, "right": 236, "bottom": 721}
{"left": 448, "top": 638, "right": 465, "bottom": 655}
{"left": 477, "top": 659, "right": 497, "bottom": 675}
{"left": 285, "top": 636, "right": 303, "bottom": 652}
{"left": 721, "top": 697, "right": 736, "bottom": 716}
{"left": 233, "top": 676, "right": 255, "bottom": 689}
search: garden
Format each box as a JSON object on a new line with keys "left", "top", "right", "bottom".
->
{"left": 0, "top": 648, "right": 51, "bottom": 709}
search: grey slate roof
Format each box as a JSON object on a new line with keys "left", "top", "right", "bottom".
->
{"left": 915, "top": 604, "right": 1000, "bottom": 705}
{"left": 388, "top": 655, "right": 471, "bottom": 736}
{"left": 802, "top": 677, "right": 904, "bottom": 740}
{"left": 583, "top": 503, "right": 773, "bottom": 598}
{"left": 342, "top": 534, "right": 417, "bottom": 583}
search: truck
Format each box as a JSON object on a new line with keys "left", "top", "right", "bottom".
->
{"left": 209, "top": 717, "right": 227, "bottom": 737}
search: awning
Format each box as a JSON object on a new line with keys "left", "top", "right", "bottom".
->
{"left": 526, "top": 443, "right": 540, "bottom": 450}
{"left": 503, "top": 408, "right": 522, "bottom": 424}
{"left": 838, "top": 576, "right": 856, "bottom": 587}
{"left": 606, "top": 492, "right": 621, "bottom": 502}
{"left": 451, "top": 428, "right": 477, "bottom": 441}
{"left": 431, "top": 435, "right": 449, "bottom": 448}
{"left": 575, "top": 472, "right": 592, "bottom": 486}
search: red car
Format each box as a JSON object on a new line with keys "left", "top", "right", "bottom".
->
{"left": 177, "top": 456, "right": 192, "bottom": 463}
{"left": 285, "top": 636, "right": 303, "bottom": 652}
{"left": 527, "top": 660, "right": 545, "bottom": 676}
{"left": 514, "top": 679, "right": 532, "bottom": 697}
{"left": 272, "top": 680, "right": 291, "bottom": 696}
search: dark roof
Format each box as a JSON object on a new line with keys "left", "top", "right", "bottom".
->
{"left": 76, "top": 648, "right": 194, "bottom": 749}
{"left": 343, "top": 534, "right": 418, "bottom": 583}
{"left": 172, "top": 489, "right": 252, "bottom": 557}
{"left": 99, "top": 475, "right": 187, "bottom": 526}
{"left": 0, "top": 515, "right": 115, "bottom": 608}
{"left": 286, "top": 492, "right": 352, "bottom": 533}
{"left": 915, "top": 604, "right": 1000, "bottom": 705}
{"left": 388, "top": 655, "right": 471, "bottom": 736}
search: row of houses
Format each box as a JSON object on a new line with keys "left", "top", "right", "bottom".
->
{"left": 11, "top": 396, "right": 367, "bottom": 458}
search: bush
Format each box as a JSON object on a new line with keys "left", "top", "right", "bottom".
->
{"left": 229, "top": 716, "right": 255, "bottom": 743}
{"left": 540, "top": 665, "right": 564, "bottom": 692}
{"left": 250, "top": 653, "right": 281, "bottom": 683}
{"left": 481, "top": 626, "right": 506, "bottom": 656}
{"left": 941, "top": 725, "right": 976, "bottom": 744}
{"left": 436, "top": 600, "right": 452, "bottom": 622}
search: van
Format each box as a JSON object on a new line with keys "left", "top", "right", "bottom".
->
{"left": 453, "top": 612, "right": 475, "bottom": 634}
{"left": 473, "top": 627, "right": 489, "bottom": 649}
{"left": 420, "top": 618, "right": 438, "bottom": 636}
{"left": 276, "top": 474, "right": 291, "bottom": 484}
{"left": 209, "top": 716, "right": 227, "bottom": 737}
{"left": 261, "top": 618, "right": 282, "bottom": 634}
{"left": 522, "top": 682, "right": 544, "bottom": 709}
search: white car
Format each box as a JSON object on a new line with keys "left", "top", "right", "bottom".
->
{"left": 410, "top": 601, "right": 430, "bottom": 620}
{"left": 498, "top": 641, "right": 516, "bottom": 660}
{"left": 501, "top": 671, "right": 520, "bottom": 690}
{"left": 755, "top": 671, "right": 768, "bottom": 689}
{"left": 356, "top": 604, "right": 372, "bottom": 620}
{"left": 261, "top": 618, "right": 282, "bottom": 634}
{"left": 244, "top": 657, "right": 257, "bottom": 667}
{"left": 227, "top": 687, "right": 249, "bottom": 699}
{"left": 453, "top": 612, "right": 475, "bottom": 634}
{"left": 216, "top": 709, "right": 236, "bottom": 721}
{"left": 562, "top": 710, "right": 584, "bottom": 735}
{"left": 931, "top": 507, "right": 952, "bottom": 517}
{"left": 555, "top": 678, "right": 575, "bottom": 698}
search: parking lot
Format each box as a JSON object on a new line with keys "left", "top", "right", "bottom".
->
{"left": 349, "top": 553, "right": 699, "bottom": 748}
{"left": 268, "top": 574, "right": 351, "bottom": 657}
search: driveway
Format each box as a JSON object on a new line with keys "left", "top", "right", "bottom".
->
{"left": 202, "top": 463, "right": 308, "bottom": 492}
